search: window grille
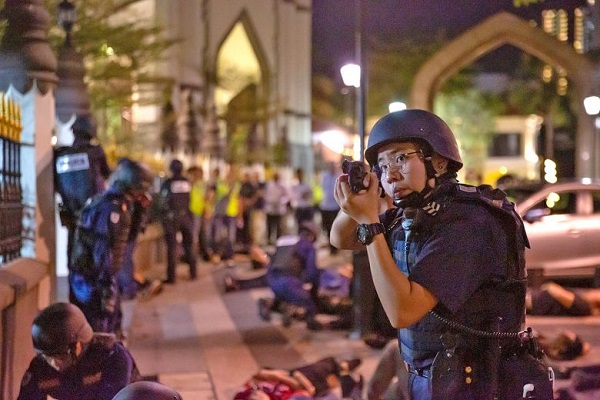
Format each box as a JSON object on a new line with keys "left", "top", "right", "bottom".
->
{"left": 0, "top": 93, "right": 23, "bottom": 264}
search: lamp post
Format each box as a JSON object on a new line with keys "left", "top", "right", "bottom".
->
{"left": 339, "top": 0, "right": 366, "bottom": 161}
{"left": 57, "top": 0, "right": 76, "bottom": 46}
{"left": 55, "top": 0, "right": 90, "bottom": 124}
{"left": 340, "top": 63, "right": 360, "bottom": 158}
{"left": 584, "top": 95, "right": 600, "bottom": 178}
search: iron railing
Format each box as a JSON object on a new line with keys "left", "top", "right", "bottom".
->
{"left": 0, "top": 93, "right": 22, "bottom": 264}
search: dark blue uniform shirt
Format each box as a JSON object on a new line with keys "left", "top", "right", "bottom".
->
{"left": 17, "top": 334, "right": 137, "bottom": 400}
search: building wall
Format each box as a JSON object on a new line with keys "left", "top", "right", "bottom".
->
{"left": 151, "top": 0, "right": 313, "bottom": 174}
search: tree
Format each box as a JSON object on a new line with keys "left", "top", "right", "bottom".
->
{"left": 435, "top": 89, "right": 496, "bottom": 183}
{"left": 0, "top": 0, "right": 178, "bottom": 166}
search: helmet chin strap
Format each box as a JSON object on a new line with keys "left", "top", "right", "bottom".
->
{"left": 393, "top": 157, "right": 437, "bottom": 208}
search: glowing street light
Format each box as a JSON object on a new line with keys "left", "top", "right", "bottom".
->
{"left": 584, "top": 95, "right": 600, "bottom": 178}
{"left": 340, "top": 63, "right": 361, "bottom": 88}
{"left": 388, "top": 101, "right": 407, "bottom": 113}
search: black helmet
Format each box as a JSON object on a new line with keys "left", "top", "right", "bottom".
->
{"left": 71, "top": 114, "right": 97, "bottom": 139}
{"left": 365, "top": 109, "right": 462, "bottom": 172}
{"left": 169, "top": 159, "right": 183, "bottom": 176}
{"left": 109, "top": 158, "right": 154, "bottom": 194}
{"left": 112, "top": 381, "right": 183, "bottom": 400}
{"left": 31, "top": 303, "right": 93, "bottom": 354}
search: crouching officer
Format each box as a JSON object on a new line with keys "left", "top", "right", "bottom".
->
{"left": 17, "top": 302, "right": 140, "bottom": 400}
{"left": 70, "top": 159, "right": 154, "bottom": 334}
{"left": 265, "top": 221, "right": 323, "bottom": 330}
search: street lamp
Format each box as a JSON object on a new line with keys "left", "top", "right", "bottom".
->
{"left": 584, "top": 95, "right": 600, "bottom": 178}
{"left": 55, "top": 0, "right": 90, "bottom": 125}
{"left": 57, "top": 0, "right": 76, "bottom": 47}
{"left": 340, "top": 63, "right": 361, "bottom": 158}
{"left": 388, "top": 101, "right": 407, "bottom": 113}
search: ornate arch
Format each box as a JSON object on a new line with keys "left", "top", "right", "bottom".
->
{"left": 410, "top": 11, "right": 598, "bottom": 178}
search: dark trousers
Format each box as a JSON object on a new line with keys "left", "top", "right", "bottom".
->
{"left": 164, "top": 216, "right": 197, "bottom": 282}
{"left": 266, "top": 213, "right": 283, "bottom": 244}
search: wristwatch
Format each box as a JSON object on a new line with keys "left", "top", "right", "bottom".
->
{"left": 356, "top": 222, "right": 386, "bottom": 245}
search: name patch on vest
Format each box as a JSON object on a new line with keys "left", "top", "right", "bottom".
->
{"left": 56, "top": 153, "right": 90, "bottom": 174}
{"left": 38, "top": 378, "right": 60, "bottom": 390}
{"left": 171, "top": 181, "right": 191, "bottom": 193}
{"left": 82, "top": 372, "right": 102, "bottom": 385}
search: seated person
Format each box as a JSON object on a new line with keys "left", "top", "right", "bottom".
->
{"left": 234, "top": 357, "right": 362, "bottom": 400}
{"left": 18, "top": 302, "right": 139, "bottom": 400}
{"left": 526, "top": 282, "right": 600, "bottom": 316}
{"left": 112, "top": 381, "right": 182, "bottom": 400}
{"left": 261, "top": 221, "right": 323, "bottom": 330}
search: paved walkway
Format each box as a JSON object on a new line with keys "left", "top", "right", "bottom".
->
{"left": 121, "top": 247, "right": 384, "bottom": 400}
{"left": 60, "top": 243, "right": 600, "bottom": 399}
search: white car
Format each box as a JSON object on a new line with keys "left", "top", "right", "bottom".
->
{"left": 512, "top": 180, "right": 600, "bottom": 279}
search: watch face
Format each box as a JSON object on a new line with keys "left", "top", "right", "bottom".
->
{"left": 357, "top": 224, "right": 372, "bottom": 244}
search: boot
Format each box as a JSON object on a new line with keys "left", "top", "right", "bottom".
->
{"left": 258, "top": 298, "right": 272, "bottom": 321}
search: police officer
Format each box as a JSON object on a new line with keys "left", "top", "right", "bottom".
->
{"left": 54, "top": 114, "right": 111, "bottom": 301}
{"left": 331, "top": 109, "right": 528, "bottom": 399}
{"left": 70, "top": 159, "right": 154, "bottom": 334}
{"left": 265, "top": 221, "right": 322, "bottom": 330}
{"left": 112, "top": 381, "right": 182, "bottom": 400}
{"left": 17, "top": 302, "right": 139, "bottom": 400}
{"left": 160, "top": 159, "right": 197, "bottom": 284}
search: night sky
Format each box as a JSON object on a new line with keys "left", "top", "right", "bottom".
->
{"left": 312, "top": 0, "right": 588, "bottom": 80}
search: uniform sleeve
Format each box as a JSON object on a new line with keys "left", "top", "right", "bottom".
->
{"left": 97, "top": 344, "right": 135, "bottom": 399}
{"left": 16, "top": 365, "right": 46, "bottom": 400}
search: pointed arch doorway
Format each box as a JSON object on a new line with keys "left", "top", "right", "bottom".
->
{"left": 410, "top": 11, "right": 599, "bottom": 178}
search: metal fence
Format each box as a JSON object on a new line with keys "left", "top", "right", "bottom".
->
{"left": 0, "top": 93, "right": 22, "bottom": 264}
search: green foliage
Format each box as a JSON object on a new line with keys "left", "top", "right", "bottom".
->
{"left": 435, "top": 89, "right": 496, "bottom": 176}
{"left": 513, "top": 0, "right": 545, "bottom": 6}
{"left": 0, "top": 0, "right": 177, "bottom": 154}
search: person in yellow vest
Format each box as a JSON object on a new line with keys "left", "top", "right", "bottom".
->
{"left": 209, "top": 165, "right": 242, "bottom": 267}
{"left": 188, "top": 166, "right": 211, "bottom": 262}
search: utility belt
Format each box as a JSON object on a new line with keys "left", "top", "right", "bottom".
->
{"left": 404, "top": 361, "right": 431, "bottom": 378}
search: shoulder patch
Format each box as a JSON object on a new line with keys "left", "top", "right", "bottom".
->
{"left": 82, "top": 372, "right": 102, "bottom": 386}
{"left": 457, "top": 184, "right": 477, "bottom": 193}
{"left": 38, "top": 378, "right": 60, "bottom": 390}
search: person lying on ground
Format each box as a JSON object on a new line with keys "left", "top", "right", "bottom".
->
{"left": 233, "top": 357, "right": 362, "bottom": 400}
{"left": 526, "top": 281, "right": 600, "bottom": 316}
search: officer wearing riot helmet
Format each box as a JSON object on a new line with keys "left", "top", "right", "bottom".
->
{"left": 70, "top": 158, "right": 154, "bottom": 335}
{"left": 159, "top": 159, "right": 197, "bottom": 284}
{"left": 17, "top": 302, "right": 139, "bottom": 400}
{"left": 112, "top": 381, "right": 183, "bottom": 400}
{"left": 330, "top": 109, "right": 528, "bottom": 399}
{"left": 54, "top": 114, "right": 111, "bottom": 300}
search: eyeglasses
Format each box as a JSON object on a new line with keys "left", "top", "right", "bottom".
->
{"left": 373, "top": 151, "right": 422, "bottom": 177}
